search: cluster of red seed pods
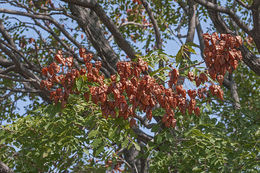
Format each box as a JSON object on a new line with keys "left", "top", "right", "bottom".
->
{"left": 203, "top": 33, "right": 243, "bottom": 85}
{"left": 41, "top": 32, "right": 243, "bottom": 128}
{"left": 40, "top": 49, "right": 203, "bottom": 128}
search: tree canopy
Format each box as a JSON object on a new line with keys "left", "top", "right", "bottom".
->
{"left": 0, "top": 0, "right": 259, "bottom": 172}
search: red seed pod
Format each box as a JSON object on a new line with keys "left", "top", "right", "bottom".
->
{"left": 95, "top": 61, "right": 102, "bottom": 70}
{"left": 230, "top": 59, "right": 238, "bottom": 69}
{"left": 217, "top": 87, "right": 224, "bottom": 100}
{"left": 236, "top": 50, "right": 242, "bottom": 61}
{"left": 170, "top": 68, "right": 179, "bottom": 85}
{"left": 195, "top": 77, "right": 201, "bottom": 87}
{"left": 162, "top": 114, "right": 168, "bottom": 123}
{"left": 80, "top": 68, "right": 86, "bottom": 75}
{"left": 211, "top": 32, "right": 220, "bottom": 45}
{"left": 189, "top": 99, "right": 196, "bottom": 110}
{"left": 66, "top": 57, "right": 73, "bottom": 67}
{"left": 48, "top": 62, "right": 60, "bottom": 76}
{"left": 234, "top": 36, "right": 242, "bottom": 47}
{"left": 188, "top": 71, "right": 195, "bottom": 81}
{"left": 79, "top": 48, "right": 86, "bottom": 58}
{"left": 208, "top": 68, "right": 216, "bottom": 80}
{"left": 176, "top": 85, "right": 183, "bottom": 94}
{"left": 52, "top": 75, "right": 60, "bottom": 83}
{"left": 217, "top": 75, "right": 224, "bottom": 85}
{"left": 199, "top": 73, "right": 208, "bottom": 83}
{"left": 130, "top": 118, "right": 136, "bottom": 128}
{"left": 85, "top": 63, "right": 93, "bottom": 72}
{"left": 188, "top": 89, "right": 197, "bottom": 99}
{"left": 110, "top": 74, "right": 117, "bottom": 82}
{"left": 42, "top": 67, "right": 48, "bottom": 76}
{"left": 56, "top": 88, "right": 62, "bottom": 95}
{"left": 171, "top": 118, "right": 177, "bottom": 128}
{"left": 54, "top": 53, "right": 65, "bottom": 65}
{"left": 146, "top": 108, "right": 153, "bottom": 121}
{"left": 180, "top": 89, "right": 186, "bottom": 98}
{"left": 194, "top": 107, "right": 200, "bottom": 116}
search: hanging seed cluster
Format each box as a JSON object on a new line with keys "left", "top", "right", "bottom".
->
{"left": 41, "top": 32, "right": 243, "bottom": 128}
{"left": 203, "top": 33, "right": 243, "bottom": 85}
{"left": 40, "top": 49, "right": 102, "bottom": 108}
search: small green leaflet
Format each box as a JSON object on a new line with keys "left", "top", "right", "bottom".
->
{"left": 133, "top": 141, "right": 141, "bottom": 151}
{"left": 76, "top": 77, "right": 84, "bottom": 91}
{"left": 88, "top": 129, "right": 98, "bottom": 138}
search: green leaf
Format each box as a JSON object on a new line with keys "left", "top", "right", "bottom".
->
{"left": 2, "top": 79, "right": 14, "bottom": 88}
{"left": 133, "top": 141, "right": 141, "bottom": 151}
{"left": 43, "top": 152, "right": 48, "bottom": 158}
{"left": 108, "top": 126, "right": 117, "bottom": 138}
{"left": 151, "top": 124, "right": 159, "bottom": 132}
{"left": 149, "top": 66, "right": 170, "bottom": 77}
{"left": 185, "top": 45, "right": 196, "bottom": 54}
{"left": 88, "top": 130, "right": 98, "bottom": 138}
{"left": 92, "top": 138, "right": 102, "bottom": 148}
{"left": 176, "top": 47, "right": 183, "bottom": 63}
{"left": 76, "top": 77, "right": 84, "bottom": 91}
{"left": 156, "top": 135, "right": 163, "bottom": 143}
{"left": 122, "top": 138, "right": 129, "bottom": 148}
{"left": 192, "top": 166, "right": 202, "bottom": 171}
{"left": 95, "top": 146, "right": 104, "bottom": 156}
{"left": 186, "top": 42, "right": 200, "bottom": 48}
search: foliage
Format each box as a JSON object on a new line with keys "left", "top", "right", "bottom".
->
{"left": 0, "top": 0, "right": 259, "bottom": 172}
{"left": 1, "top": 93, "right": 139, "bottom": 172}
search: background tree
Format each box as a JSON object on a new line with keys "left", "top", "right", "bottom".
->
{"left": 0, "top": 0, "right": 259, "bottom": 172}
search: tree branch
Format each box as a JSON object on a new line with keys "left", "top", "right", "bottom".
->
{"left": 195, "top": 14, "right": 205, "bottom": 58}
{"left": 0, "top": 74, "right": 36, "bottom": 83}
{"left": 134, "top": 114, "right": 155, "bottom": 129}
{"left": 0, "top": 56, "right": 13, "bottom": 68}
{"left": 251, "top": 0, "right": 260, "bottom": 52}
{"left": 194, "top": 0, "right": 251, "bottom": 34}
{"left": 235, "top": 0, "right": 251, "bottom": 9}
{"left": 68, "top": 3, "right": 118, "bottom": 74}
{"left": 228, "top": 73, "right": 241, "bottom": 110}
{"left": 0, "top": 86, "right": 42, "bottom": 94}
{"left": 140, "top": 0, "right": 162, "bottom": 50}
{"left": 132, "top": 127, "right": 153, "bottom": 144}
{"left": 0, "top": 161, "right": 13, "bottom": 173}
{"left": 62, "top": 0, "right": 137, "bottom": 60}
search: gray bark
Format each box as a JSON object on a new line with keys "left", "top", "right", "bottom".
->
{"left": 68, "top": 3, "right": 118, "bottom": 74}
{"left": 0, "top": 161, "right": 13, "bottom": 173}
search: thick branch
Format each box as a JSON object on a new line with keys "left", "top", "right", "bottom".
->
{"left": 68, "top": 4, "right": 118, "bottom": 74}
{"left": 235, "top": 0, "right": 251, "bottom": 9}
{"left": 239, "top": 46, "right": 260, "bottom": 75}
{"left": 93, "top": 5, "right": 137, "bottom": 59}
{"left": 61, "top": 0, "right": 96, "bottom": 8}
{"left": 195, "top": 14, "right": 205, "bottom": 58}
{"left": 135, "top": 114, "right": 155, "bottom": 129}
{"left": 186, "top": 0, "right": 197, "bottom": 44}
{"left": 132, "top": 127, "right": 153, "bottom": 144}
{"left": 194, "top": 0, "right": 251, "bottom": 34}
{"left": 0, "top": 20, "right": 15, "bottom": 47}
{"left": 63, "top": 0, "right": 137, "bottom": 60}
{"left": 0, "top": 56, "right": 13, "bottom": 68}
{"left": 251, "top": 0, "right": 260, "bottom": 52}
{"left": 0, "top": 161, "right": 13, "bottom": 173}
{"left": 0, "top": 43, "right": 50, "bottom": 101}
{"left": 0, "top": 74, "right": 36, "bottom": 83}
{"left": 0, "top": 86, "right": 42, "bottom": 94}
{"left": 228, "top": 73, "right": 241, "bottom": 110}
